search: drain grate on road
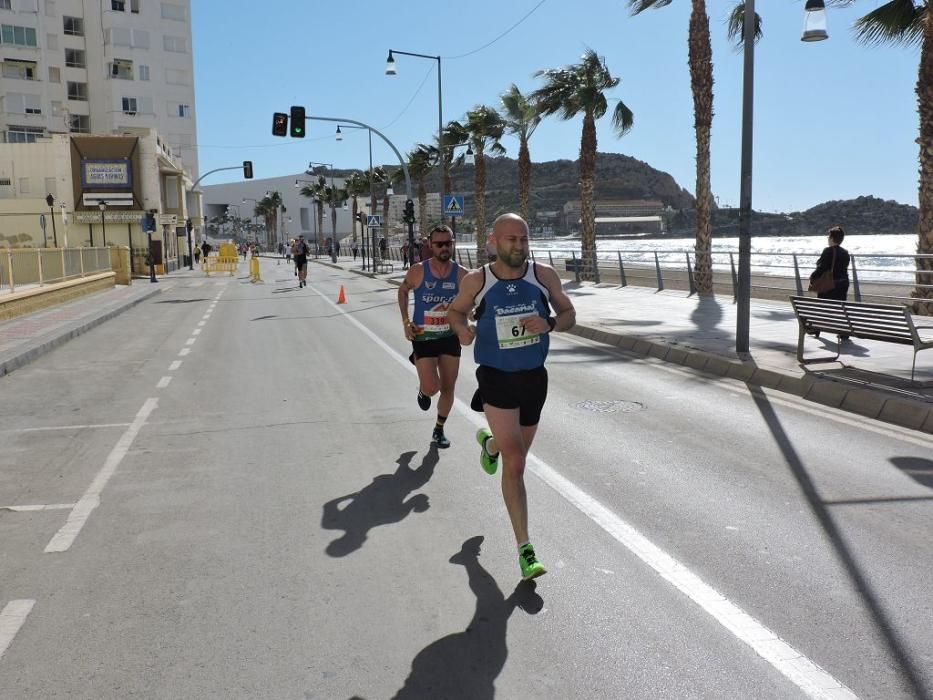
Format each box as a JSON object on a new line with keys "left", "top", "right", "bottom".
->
{"left": 573, "top": 400, "right": 646, "bottom": 413}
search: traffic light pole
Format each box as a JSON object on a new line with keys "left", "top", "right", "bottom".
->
{"left": 307, "top": 116, "right": 413, "bottom": 266}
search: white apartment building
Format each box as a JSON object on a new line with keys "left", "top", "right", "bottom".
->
{"left": 0, "top": 0, "right": 197, "bottom": 177}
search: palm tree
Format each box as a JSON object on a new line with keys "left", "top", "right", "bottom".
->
{"left": 448, "top": 105, "right": 507, "bottom": 264}
{"left": 299, "top": 177, "right": 327, "bottom": 249}
{"left": 629, "top": 0, "right": 715, "bottom": 295}
{"left": 255, "top": 193, "right": 281, "bottom": 249}
{"left": 344, "top": 172, "right": 369, "bottom": 243}
{"left": 500, "top": 84, "right": 541, "bottom": 222}
{"left": 531, "top": 49, "right": 634, "bottom": 282}
{"left": 407, "top": 147, "right": 435, "bottom": 235}
{"left": 831, "top": 1, "right": 932, "bottom": 312}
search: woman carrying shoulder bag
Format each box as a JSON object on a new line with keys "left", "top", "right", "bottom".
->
{"left": 808, "top": 225, "right": 851, "bottom": 338}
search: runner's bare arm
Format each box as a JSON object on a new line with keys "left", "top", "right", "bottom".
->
{"left": 398, "top": 265, "right": 424, "bottom": 340}
{"left": 521, "top": 264, "right": 576, "bottom": 335}
{"left": 448, "top": 270, "right": 482, "bottom": 346}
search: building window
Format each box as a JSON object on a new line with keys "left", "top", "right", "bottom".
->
{"left": 2, "top": 60, "right": 37, "bottom": 80}
{"left": 45, "top": 0, "right": 55, "bottom": 16}
{"left": 18, "top": 177, "right": 30, "bottom": 194}
{"left": 122, "top": 96, "right": 137, "bottom": 114}
{"left": 1, "top": 24, "right": 39, "bottom": 47}
{"left": 46, "top": 33, "right": 57, "bottom": 50}
{"left": 48, "top": 66, "right": 60, "bottom": 82}
{"left": 0, "top": 0, "right": 11, "bottom": 10}
{"left": 64, "top": 48, "right": 85, "bottom": 68}
{"left": 162, "top": 35, "right": 186, "bottom": 53}
{"left": 160, "top": 2, "right": 184, "bottom": 20}
{"left": 165, "top": 68, "right": 189, "bottom": 85}
{"left": 110, "top": 58, "right": 133, "bottom": 80}
{"left": 177, "top": 103, "right": 190, "bottom": 118}
{"left": 66, "top": 81, "right": 87, "bottom": 101}
{"left": 130, "top": 0, "right": 140, "bottom": 12}
{"left": 112, "top": 0, "right": 125, "bottom": 10}
{"left": 63, "top": 16, "right": 83, "bottom": 36}
{"left": 131, "top": 28, "right": 149, "bottom": 48}
{"left": 5, "top": 125, "right": 45, "bottom": 143}
{"left": 4, "top": 92, "right": 42, "bottom": 114}
{"left": 69, "top": 114, "right": 89, "bottom": 133}
{"left": 138, "top": 64, "right": 149, "bottom": 81}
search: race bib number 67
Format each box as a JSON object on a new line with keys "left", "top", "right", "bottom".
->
{"left": 495, "top": 313, "right": 540, "bottom": 349}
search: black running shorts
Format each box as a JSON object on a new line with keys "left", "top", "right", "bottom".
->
{"left": 293, "top": 255, "right": 307, "bottom": 271}
{"left": 473, "top": 365, "right": 548, "bottom": 427}
{"left": 412, "top": 334, "right": 461, "bottom": 360}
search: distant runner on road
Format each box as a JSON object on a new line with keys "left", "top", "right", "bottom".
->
{"left": 397, "top": 225, "right": 467, "bottom": 449}
{"left": 293, "top": 235, "right": 309, "bottom": 288}
{"left": 447, "top": 213, "right": 576, "bottom": 581}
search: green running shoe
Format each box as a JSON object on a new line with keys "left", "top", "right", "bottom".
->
{"left": 519, "top": 544, "right": 546, "bottom": 581}
{"left": 475, "top": 428, "right": 498, "bottom": 475}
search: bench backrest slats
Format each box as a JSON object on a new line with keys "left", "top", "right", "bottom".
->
{"left": 789, "top": 296, "right": 920, "bottom": 348}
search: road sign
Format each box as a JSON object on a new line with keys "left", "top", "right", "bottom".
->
{"left": 159, "top": 214, "right": 177, "bottom": 226}
{"left": 443, "top": 195, "right": 464, "bottom": 217}
{"left": 367, "top": 215, "right": 382, "bottom": 228}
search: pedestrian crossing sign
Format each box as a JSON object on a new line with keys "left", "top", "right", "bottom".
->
{"left": 443, "top": 195, "right": 465, "bottom": 217}
{"left": 367, "top": 215, "right": 382, "bottom": 227}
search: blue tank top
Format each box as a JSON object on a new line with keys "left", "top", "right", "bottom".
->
{"left": 412, "top": 260, "right": 461, "bottom": 340}
{"left": 473, "top": 262, "right": 551, "bottom": 371}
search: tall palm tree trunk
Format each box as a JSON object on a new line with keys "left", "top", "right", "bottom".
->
{"left": 518, "top": 138, "right": 531, "bottom": 222}
{"left": 916, "top": 9, "right": 933, "bottom": 314}
{"left": 690, "top": 0, "right": 714, "bottom": 295}
{"left": 474, "top": 150, "right": 488, "bottom": 265}
{"left": 418, "top": 180, "right": 428, "bottom": 236}
{"left": 579, "top": 111, "right": 598, "bottom": 282}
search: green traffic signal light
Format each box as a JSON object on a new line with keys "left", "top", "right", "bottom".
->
{"left": 290, "top": 106, "right": 306, "bottom": 138}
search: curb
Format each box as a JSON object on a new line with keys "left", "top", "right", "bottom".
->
{"left": 0, "top": 286, "right": 162, "bottom": 379}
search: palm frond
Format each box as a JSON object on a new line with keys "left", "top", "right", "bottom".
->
{"left": 611, "top": 101, "right": 635, "bottom": 137}
{"left": 852, "top": 0, "right": 923, "bottom": 47}
{"left": 726, "top": 3, "right": 764, "bottom": 49}
{"left": 628, "top": 0, "right": 673, "bottom": 15}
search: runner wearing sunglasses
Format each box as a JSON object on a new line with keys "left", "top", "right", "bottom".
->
{"left": 397, "top": 225, "right": 467, "bottom": 448}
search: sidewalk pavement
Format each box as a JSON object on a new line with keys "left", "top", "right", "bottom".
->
{"left": 0, "top": 278, "right": 165, "bottom": 378}
{"left": 333, "top": 257, "right": 933, "bottom": 435}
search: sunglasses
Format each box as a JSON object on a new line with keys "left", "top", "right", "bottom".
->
{"left": 432, "top": 240, "right": 452, "bottom": 247}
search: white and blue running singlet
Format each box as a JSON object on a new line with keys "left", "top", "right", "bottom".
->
{"left": 412, "top": 261, "right": 461, "bottom": 340}
{"left": 473, "top": 262, "right": 552, "bottom": 371}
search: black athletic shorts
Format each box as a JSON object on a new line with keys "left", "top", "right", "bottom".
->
{"left": 472, "top": 365, "right": 548, "bottom": 426}
{"left": 293, "top": 255, "right": 307, "bottom": 271}
{"left": 412, "top": 334, "right": 461, "bottom": 360}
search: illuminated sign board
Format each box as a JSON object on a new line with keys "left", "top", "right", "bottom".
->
{"left": 81, "top": 159, "right": 133, "bottom": 189}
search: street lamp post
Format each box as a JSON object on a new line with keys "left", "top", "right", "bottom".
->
{"left": 735, "top": 0, "right": 827, "bottom": 353}
{"left": 308, "top": 161, "right": 337, "bottom": 263}
{"left": 46, "top": 194, "right": 58, "bottom": 247}
{"left": 98, "top": 201, "right": 107, "bottom": 246}
{"left": 386, "top": 48, "right": 444, "bottom": 224}
{"left": 337, "top": 124, "right": 376, "bottom": 270}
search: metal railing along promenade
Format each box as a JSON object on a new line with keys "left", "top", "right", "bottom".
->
{"left": 1, "top": 247, "right": 114, "bottom": 294}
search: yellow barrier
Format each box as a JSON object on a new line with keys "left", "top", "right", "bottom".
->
{"left": 202, "top": 256, "right": 239, "bottom": 276}
{"left": 249, "top": 256, "right": 262, "bottom": 283}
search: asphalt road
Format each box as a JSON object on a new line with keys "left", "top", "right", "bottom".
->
{"left": 1, "top": 258, "right": 931, "bottom": 700}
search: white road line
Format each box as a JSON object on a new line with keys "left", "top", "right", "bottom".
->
{"left": 197, "top": 321, "right": 206, "bottom": 327}
{"left": 192, "top": 328, "right": 201, "bottom": 336}
{"left": 44, "top": 398, "right": 158, "bottom": 554}
{"left": 0, "top": 504, "right": 75, "bottom": 512}
{"left": 0, "top": 600, "right": 35, "bottom": 661}
{"left": 308, "top": 281, "right": 859, "bottom": 700}
{"left": 168, "top": 361, "right": 182, "bottom": 371}
{"left": 178, "top": 348, "right": 190, "bottom": 357}
{"left": 185, "top": 337, "right": 196, "bottom": 346}
{"left": 156, "top": 376, "right": 172, "bottom": 389}
{"left": 0, "top": 423, "right": 130, "bottom": 434}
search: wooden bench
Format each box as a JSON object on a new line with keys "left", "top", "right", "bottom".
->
{"left": 789, "top": 296, "right": 933, "bottom": 381}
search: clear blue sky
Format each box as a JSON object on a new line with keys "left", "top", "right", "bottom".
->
{"left": 191, "top": 0, "right": 918, "bottom": 214}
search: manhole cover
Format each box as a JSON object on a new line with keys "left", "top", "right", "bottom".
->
{"left": 573, "top": 400, "right": 645, "bottom": 413}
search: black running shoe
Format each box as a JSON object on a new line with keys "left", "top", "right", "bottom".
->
{"left": 417, "top": 391, "right": 431, "bottom": 411}
{"left": 432, "top": 427, "right": 450, "bottom": 449}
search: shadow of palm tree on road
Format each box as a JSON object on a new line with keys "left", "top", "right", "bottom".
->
{"left": 387, "top": 535, "right": 543, "bottom": 700}
{"left": 321, "top": 447, "right": 439, "bottom": 557}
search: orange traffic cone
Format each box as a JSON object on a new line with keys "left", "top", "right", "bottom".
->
{"left": 336, "top": 285, "right": 347, "bottom": 304}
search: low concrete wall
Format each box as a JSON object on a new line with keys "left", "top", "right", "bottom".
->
{"left": 109, "top": 246, "right": 132, "bottom": 285}
{"left": 0, "top": 272, "right": 116, "bottom": 322}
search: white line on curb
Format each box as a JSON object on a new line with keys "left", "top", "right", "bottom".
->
{"left": 307, "top": 280, "right": 859, "bottom": 700}
{"left": 44, "top": 398, "right": 158, "bottom": 553}
{"left": 0, "top": 600, "right": 35, "bottom": 661}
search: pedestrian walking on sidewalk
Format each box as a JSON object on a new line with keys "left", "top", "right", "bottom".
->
{"left": 808, "top": 225, "right": 851, "bottom": 337}
{"left": 397, "top": 224, "right": 467, "bottom": 449}
{"left": 447, "top": 213, "right": 576, "bottom": 581}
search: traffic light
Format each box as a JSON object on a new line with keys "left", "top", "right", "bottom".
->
{"left": 403, "top": 199, "right": 415, "bottom": 224}
{"left": 272, "top": 112, "right": 288, "bottom": 137}
{"left": 243, "top": 160, "right": 253, "bottom": 179}
{"left": 290, "top": 106, "right": 306, "bottom": 138}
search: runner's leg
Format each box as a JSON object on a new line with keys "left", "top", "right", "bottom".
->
{"left": 435, "top": 354, "right": 459, "bottom": 417}
{"left": 415, "top": 357, "right": 440, "bottom": 397}
{"left": 483, "top": 404, "right": 534, "bottom": 545}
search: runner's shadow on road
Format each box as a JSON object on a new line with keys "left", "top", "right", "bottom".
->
{"left": 362, "top": 535, "right": 543, "bottom": 700}
{"left": 321, "top": 448, "right": 439, "bottom": 557}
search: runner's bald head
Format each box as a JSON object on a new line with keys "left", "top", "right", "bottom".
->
{"left": 492, "top": 213, "right": 529, "bottom": 238}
